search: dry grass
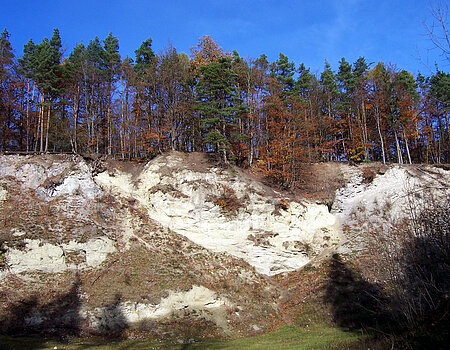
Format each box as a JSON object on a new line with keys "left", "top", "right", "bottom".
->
{"left": 293, "top": 163, "right": 345, "bottom": 207}
{"left": 211, "top": 185, "right": 246, "bottom": 216}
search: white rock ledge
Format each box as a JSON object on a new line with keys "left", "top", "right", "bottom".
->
{"left": 94, "top": 154, "right": 342, "bottom": 276}
{"left": 81, "top": 285, "right": 232, "bottom": 330}
{"left": 5, "top": 237, "right": 116, "bottom": 274}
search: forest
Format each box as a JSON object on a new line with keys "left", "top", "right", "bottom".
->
{"left": 0, "top": 29, "right": 449, "bottom": 186}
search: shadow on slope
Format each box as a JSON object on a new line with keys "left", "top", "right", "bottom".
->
{"left": 325, "top": 202, "right": 450, "bottom": 348}
{"left": 0, "top": 273, "right": 82, "bottom": 348}
{"left": 96, "top": 292, "right": 127, "bottom": 339}
{"left": 324, "top": 254, "right": 388, "bottom": 331}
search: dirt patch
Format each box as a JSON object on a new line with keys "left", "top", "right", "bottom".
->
{"left": 247, "top": 231, "right": 279, "bottom": 247}
{"left": 173, "top": 151, "right": 223, "bottom": 173}
{"left": 293, "top": 163, "right": 345, "bottom": 206}
{"left": 148, "top": 184, "right": 188, "bottom": 198}
{"left": 0, "top": 177, "right": 122, "bottom": 249}
{"left": 101, "top": 158, "right": 147, "bottom": 184}
{"left": 208, "top": 185, "right": 246, "bottom": 216}
{"left": 145, "top": 151, "right": 223, "bottom": 177}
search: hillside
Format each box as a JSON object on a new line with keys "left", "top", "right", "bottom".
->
{"left": 0, "top": 152, "right": 448, "bottom": 346}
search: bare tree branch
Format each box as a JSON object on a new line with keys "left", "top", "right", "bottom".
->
{"left": 424, "top": 1, "right": 450, "bottom": 64}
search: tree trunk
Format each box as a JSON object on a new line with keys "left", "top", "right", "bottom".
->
{"left": 403, "top": 131, "right": 412, "bottom": 164}
{"left": 25, "top": 80, "right": 30, "bottom": 151}
{"left": 394, "top": 130, "right": 403, "bottom": 164}
{"left": 45, "top": 97, "right": 51, "bottom": 153}
{"left": 361, "top": 101, "right": 369, "bottom": 160}
{"left": 39, "top": 93, "right": 44, "bottom": 153}
{"left": 375, "top": 107, "right": 386, "bottom": 164}
{"left": 107, "top": 89, "right": 112, "bottom": 155}
{"left": 73, "top": 84, "right": 80, "bottom": 153}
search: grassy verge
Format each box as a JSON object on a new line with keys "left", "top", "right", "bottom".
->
{"left": 0, "top": 323, "right": 367, "bottom": 350}
{"left": 187, "top": 324, "right": 365, "bottom": 349}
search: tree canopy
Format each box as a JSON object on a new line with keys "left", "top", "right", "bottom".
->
{"left": 0, "top": 29, "right": 449, "bottom": 184}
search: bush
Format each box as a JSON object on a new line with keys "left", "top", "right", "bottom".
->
{"left": 0, "top": 241, "right": 6, "bottom": 270}
{"left": 212, "top": 185, "right": 244, "bottom": 215}
{"left": 371, "top": 191, "right": 449, "bottom": 345}
{"left": 327, "top": 186, "right": 450, "bottom": 347}
{"left": 394, "top": 203, "right": 450, "bottom": 326}
{"left": 361, "top": 167, "right": 376, "bottom": 184}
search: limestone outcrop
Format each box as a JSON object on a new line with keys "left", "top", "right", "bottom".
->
{"left": 0, "top": 152, "right": 448, "bottom": 337}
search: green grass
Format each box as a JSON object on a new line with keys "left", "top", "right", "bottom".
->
{"left": 187, "top": 324, "right": 364, "bottom": 350}
{"left": 0, "top": 324, "right": 366, "bottom": 350}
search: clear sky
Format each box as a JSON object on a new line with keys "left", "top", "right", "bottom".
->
{"left": 1, "top": 0, "right": 447, "bottom": 76}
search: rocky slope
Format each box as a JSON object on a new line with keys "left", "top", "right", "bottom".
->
{"left": 0, "top": 152, "right": 448, "bottom": 340}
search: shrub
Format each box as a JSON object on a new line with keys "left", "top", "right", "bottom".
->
{"left": 369, "top": 189, "right": 449, "bottom": 344}
{"left": 0, "top": 240, "right": 6, "bottom": 270}
{"left": 361, "top": 167, "right": 376, "bottom": 184}
{"left": 212, "top": 185, "right": 244, "bottom": 215}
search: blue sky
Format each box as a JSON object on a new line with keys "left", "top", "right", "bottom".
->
{"left": 1, "top": 0, "right": 447, "bottom": 75}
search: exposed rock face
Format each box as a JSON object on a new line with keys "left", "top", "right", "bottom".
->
{"left": 0, "top": 152, "right": 342, "bottom": 336}
{"left": 1, "top": 152, "right": 448, "bottom": 337}
{"left": 0, "top": 154, "right": 101, "bottom": 200}
{"left": 95, "top": 153, "right": 342, "bottom": 275}
{"left": 81, "top": 285, "right": 232, "bottom": 332}
{"left": 5, "top": 237, "right": 116, "bottom": 274}
{"left": 3, "top": 154, "right": 446, "bottom": 279}
{"left": 332, "top": 164, "right": 450, "bottom": 254}
{"left": 0, "top": 185, "right": 7, "bottom": 202}
{"left": 333, "top": 164, "right": 450, "bottom": 228}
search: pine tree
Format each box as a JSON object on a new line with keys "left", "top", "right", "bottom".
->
{"left": 85, "top": 36, "right": 105, "bottom": 153}
{"left": 337, "top": 57, "right": 354, "bottom": 159}
{"left": 18, "top": 39, "right": 37, "bottom": 151}
{"left": 134, "top": 37, "right": 157, "bottom": 155}
{"left": 103, "top": 32, "right": 121, "bottom": 154}
{"left": 0, "top": 29, "right": 14, "bottom": 80}
{"left": 352, "top": 57, "right": 370, "bottom": 160}
{"left": 0, "top": 29, "right": 15, "bottom": 151}
{"left": 134, "top": 37, "right": 155, "bottom": 75}
{"left": 428, "top": 71, "right": 449, "bottom": 162}
{"left": 320, "top": 60, "right": 339, "bottom": 160}
{"left": 196, "top": 56, "right": 247, "bottom": 163}
{"left": 321, "top": 60, "right": 338, "bottom": 118}
{"left": 23, "top": 29, "right": 64, "bottom": 152}
{"left": 66, "top": 43, "right": 87, "bottom": 153}
{"left": 271, "top": 53, "right": 295, "bottom": 96}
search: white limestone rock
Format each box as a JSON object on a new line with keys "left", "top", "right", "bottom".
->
{"left": 0, "top": 186, "right": 7, "bottom": 202}
{"left": 94, "top": 153, "right": 342, "bottom": 276}
{"left": 81, "top": 285, "right": 232, "bottom": 331}
{"left": 4, "top": 237, "right": 116, "bottom": 274}
{"left": 332, "top": 165, "right": 450, "bottom": 227}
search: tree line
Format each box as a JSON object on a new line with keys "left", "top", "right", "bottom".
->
{"left": 0, "top": 29, "right": 449, "bottom": 186}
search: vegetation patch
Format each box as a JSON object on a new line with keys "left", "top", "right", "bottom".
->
{"left": 0, "top": 240, "right": 7, "bottom": 270}
{"left": 210, "top": 185, "right": 245, "bottom": 216}
{"left": 0, "top": 324, "right": 368, "bottom": 349}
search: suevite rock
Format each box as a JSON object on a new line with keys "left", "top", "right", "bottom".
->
{"left": 0, "top": 186, "right": 7, "bottom": 202}
{"left": 1, "top": 153, "right": 449, "bottom": 337}
{"left": 5, "top": 237, "right": 116, "bottom": 274}
{"left": 19, "top": 285, "right": 232, "bottom": 333}
{"left": 95, "top": 152, "right": 343, "bottom": 275}
{"left": 81, "top": 285, "right": 232, "bottom": 331}
{"left": 0, "top": 154, "right": 101, "bottom": 199}
{"left": 0, "top": 152, "right": 342, "bottom": 276}
{"left": 331, "top": 164, "right": 450, "bottom": 254}
{"left": 4, "top": 154, "right": 446, "bottom": 280}
{"left": 332, "top": 165, "right": 450, "bottom": 228}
